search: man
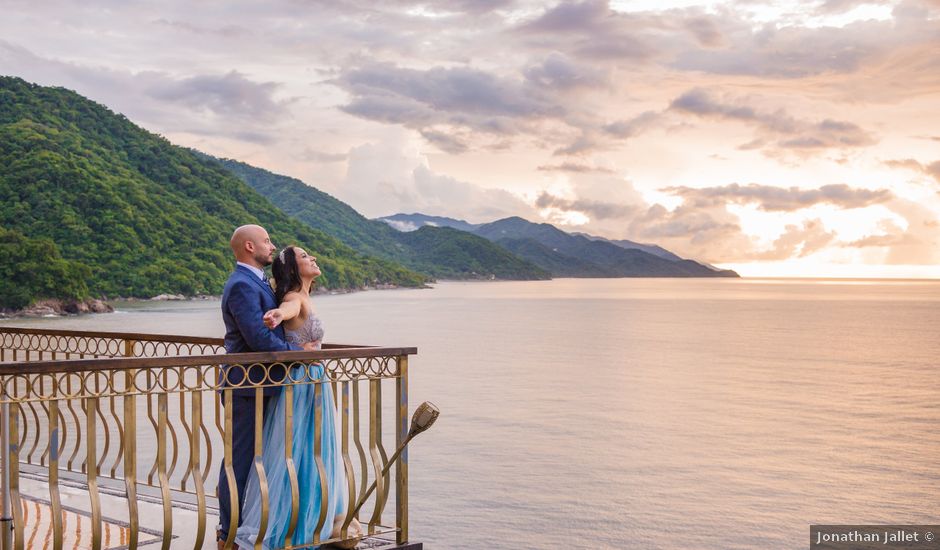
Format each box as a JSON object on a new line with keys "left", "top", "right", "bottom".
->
{"left": 216, "top": 224, "right": 314, "bottom": 547}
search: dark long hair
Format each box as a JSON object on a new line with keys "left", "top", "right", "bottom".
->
{"left": 272, "top": 246, "right": 303, "bottom": 304}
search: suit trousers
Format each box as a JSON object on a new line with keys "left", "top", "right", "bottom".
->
{"left": 216, "top": 393, "right": 271, "bottom": 541}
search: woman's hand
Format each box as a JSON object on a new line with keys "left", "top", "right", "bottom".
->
{"left": 302, "top": 340, "right": 321, "bottom": 351}
{"left": 263, "top": 308, "right": 284, "bottom": 329}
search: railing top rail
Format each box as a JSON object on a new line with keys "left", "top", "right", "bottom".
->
{"left": 0, "top": 346, "right": 417, "bottom": 375}
{"left": 0, "top": 325, "right": 223, "bottom": 345}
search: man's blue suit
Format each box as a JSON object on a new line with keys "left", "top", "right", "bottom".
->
{"left": 217, "top": 264, "right": 301, "bottom": 541}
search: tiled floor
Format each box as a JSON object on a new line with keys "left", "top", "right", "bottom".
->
{"left": 16, "top": 496, "right": 163, "bottom": 550}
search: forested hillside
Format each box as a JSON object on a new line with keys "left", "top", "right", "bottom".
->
{"left": 215, "top": 157, "right": 549, "bottom": 280}
{"left": 0, "top": 77, "right": 426, "bottom": 308}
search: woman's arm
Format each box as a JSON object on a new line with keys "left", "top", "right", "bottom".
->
{"left": 262, "top": 292, "right": 304, "bottom": 329}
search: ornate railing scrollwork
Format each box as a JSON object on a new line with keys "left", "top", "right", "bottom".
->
{"left": 0, "top": 327, "right": 416, "bottom": 550}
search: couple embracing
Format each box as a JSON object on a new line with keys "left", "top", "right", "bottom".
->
{"left": 217, "top": 224, "right": 360, "bottom": 549}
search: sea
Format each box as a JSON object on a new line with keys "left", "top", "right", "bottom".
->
{"left": 4, "top": 278, "right": 940, "bottom": 549}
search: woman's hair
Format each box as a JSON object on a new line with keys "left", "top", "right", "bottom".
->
{"left": 272, "top": 245, "right": 303, "bottom": 304}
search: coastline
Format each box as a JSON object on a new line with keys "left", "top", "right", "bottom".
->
{"left": 0, "top": 298, "right": 113, "bottom": 318}
{"left": 0, "top": 282, "right": 432, "bottom": 319}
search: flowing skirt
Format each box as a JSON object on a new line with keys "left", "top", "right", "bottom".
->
{"left": 235, "top": 364, "right": 347, "bottom": 549}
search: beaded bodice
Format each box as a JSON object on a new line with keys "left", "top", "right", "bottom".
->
{"left": 284, "top": 311, "right": 324, "bottom": 349}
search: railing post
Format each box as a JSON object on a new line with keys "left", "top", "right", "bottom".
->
{"left": 396, "top": 355, "right": 409, "bottom": 545}
{"left": 0, "top": 392, "right": 10, "bottom": 550}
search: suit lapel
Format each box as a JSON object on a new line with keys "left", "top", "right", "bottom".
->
{"left": 237, "top": 265, "right": 275, "bottom": 298}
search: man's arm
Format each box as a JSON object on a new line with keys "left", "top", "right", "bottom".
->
{"left": 227, "top": 281, "right": 302, "bottom": 351}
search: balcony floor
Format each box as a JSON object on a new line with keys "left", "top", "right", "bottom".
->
{"left": 12, "top": 472, "right": 417, "bottom": 550}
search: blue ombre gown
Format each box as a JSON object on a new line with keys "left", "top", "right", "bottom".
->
{"left": 236, "top": 313, "right": 347, "bottom": 549}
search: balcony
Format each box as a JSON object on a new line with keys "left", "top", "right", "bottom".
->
{"left": 0, "top": 326, "right": 424, "bottom": 550}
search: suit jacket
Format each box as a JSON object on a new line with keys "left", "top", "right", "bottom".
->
{"left": 221, "top": 264, "right": 300, "bottom": 397}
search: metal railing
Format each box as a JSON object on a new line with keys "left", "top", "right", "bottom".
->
{"left": 0, "top": 327, "right": 416, "bottom": 549}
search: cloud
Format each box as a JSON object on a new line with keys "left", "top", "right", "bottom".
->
{"left": 0, "top": 41, "right": 288, "bottom": 143}
{"left": 516, "top": 1, "right": 656, "bottom": 61}
{"left": 339, "top": 63, "right": 563, "bottom": 121}
{"left": 523, "top": 52, "right": 608, "bottom": 90}
{"left": 752, "top": 219, "right": 836, "bottom": 260}
{"left": 930, "top": 162, "right": 940, "bottom": 182}
{"left": 533, "top": 181, "right": 932, "bottom": 265}
{"left": 152, "top": 18, "right": 251, "bottom": 38}
{"left": 625, "top": 201, "right": 754, "bottom": 262}
{"left": 670, "top": 88, "right": 876, "bottom": 154}
{"left": 884, "top": 158, "right": 925, "bottom": 171}
{"left": 671, "top": 13, "right": 938, "bottom": 79}
{"left": 602, "top": 110, "right": 661, "bottom": 138}
{"left": 684, "top": 16, "right": 726, "bottom": 48}
{"left": 419, "top": 129, "right": 470, "bottom": 154}
{"left": 884, "top": 158, "right": 940, "bottom": 183}
{"left": 662, "top": 183, "right": 894, "bottom": 211}
{"left": 852, "top": 199, "right": 940, "bottom": 264}
{"left": 537, "top": 162, "right": 614, "bottom": 174}
{"left": 815, "top": 0, "right": 884, "bottom": 15}
{"left": 298, "top": 148, "right": 348, "bottom": 163}
{"left": 518, "top": 0, "right": 610, "bottom": 34}
{"left": 552, "top": 134, "right": 598, "bottom": 156}
{"left": 535, "top": 191, "right": 639, "bottom": 220}
{"left": 447, "top": 0, "right": 515, "bottom": 15}
{"left": 147, "top": 71, "right": 285, "bottom": 121}
{"left": 337, "top": 129, "right": 536, "bottom": 220}
{"left": 382, "top": 219, "right": 420, "bottom": 231}
{"left": 336, "top": 62, "right": 578, "bottom": 152}
{"left": 527, "top": 173, "right": 756, "bottom": 263}
{"left": 514, "top": 0, "right": 939, "bottom": 82}
{"left": 842, "top": 233, "right": 911, "bottom": 248}
{"left": 543, "top": 110, "right": 660, "bottom": 158}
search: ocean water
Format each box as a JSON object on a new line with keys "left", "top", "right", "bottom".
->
{"left": 6, "top": 278, "right": 940, "bottom": 549}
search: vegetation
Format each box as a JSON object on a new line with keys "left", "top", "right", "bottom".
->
{"left": 475, "top": 217, "right": 739, "bottom": 278}
{"left": 213, "top": 157, "right": 549, "bottom": 280}
{"left": 374, "top": 213, "right": 739, "bottom": 278}
{"left": 396, "top": 226, "right": 550, "bottom": 280}
{"left": 0, "top": 76, "right": 427, "bottom": 308}
{"left": 0, "top": 228, "right": 90, "bottom": 310}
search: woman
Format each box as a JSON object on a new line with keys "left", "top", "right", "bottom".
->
{"left": 235, "top": 246, "right": 360, "bottom": 549}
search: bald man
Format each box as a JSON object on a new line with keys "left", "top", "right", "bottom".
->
{"left": 217, "top": 224, "right": 305, "bottom": 545}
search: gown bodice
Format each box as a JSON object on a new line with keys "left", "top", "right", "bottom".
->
{"left": 285, "top": 311, "right": 324, "bottom": 348}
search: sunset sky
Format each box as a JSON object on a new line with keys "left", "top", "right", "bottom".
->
{"left": 2, "top": 0, "right": 939, "bottom": 277}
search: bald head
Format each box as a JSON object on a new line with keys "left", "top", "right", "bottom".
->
{"left": 230, "top": 224, "right": 276, "bottom": 268}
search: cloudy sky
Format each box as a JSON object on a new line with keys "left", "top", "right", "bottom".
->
{"left": 2, "top": 0, "right": 939, "bottom": 277}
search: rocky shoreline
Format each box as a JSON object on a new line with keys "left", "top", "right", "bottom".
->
{"left": 0, "top": 283, "right": 427, "bottom": 319}
{"left": 0, "top": 298, "right": 114, "bottom": 318}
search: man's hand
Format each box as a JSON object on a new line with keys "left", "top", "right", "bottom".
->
{"left": 262, "top": 309, "right": 283, "bottom": 329}
{"left": 302, "top": 340, "right": 321, "bottom": 351}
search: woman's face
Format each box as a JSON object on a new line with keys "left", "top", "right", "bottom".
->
{"left": 293, "top": 248, "right": 321, "bottom": 279}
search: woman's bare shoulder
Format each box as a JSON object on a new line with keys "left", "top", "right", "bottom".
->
{"left": 282, "top": 291, "right": 311, "bottom": 314}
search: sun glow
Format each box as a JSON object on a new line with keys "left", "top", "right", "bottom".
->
{"left": 720, "top": 260, "right": 940, "bottom": 279}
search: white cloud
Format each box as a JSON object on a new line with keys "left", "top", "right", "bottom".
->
{"left": 337, "top": 129, "right": 536, "bottom": 221}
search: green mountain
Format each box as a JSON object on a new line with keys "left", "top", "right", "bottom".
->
{"left": 378, "top": 213, "right": 479, "bottom": 233}
{"left": 493, "top": 237, "right": 611, "bottom": 277}
{"left": 0, "top": 76, "right": 427, "bottom": 308}
{"left": 378, "top": 212, "right": 735, "bottom": 275}
{"left": 394, "top": 226, "right": 548, "bottom": 279}
{"left": 474, "top": 217, "right": 739, "bottom": 277}
{"left": 212, "top": 157, "right": 549, "bottom": 281}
